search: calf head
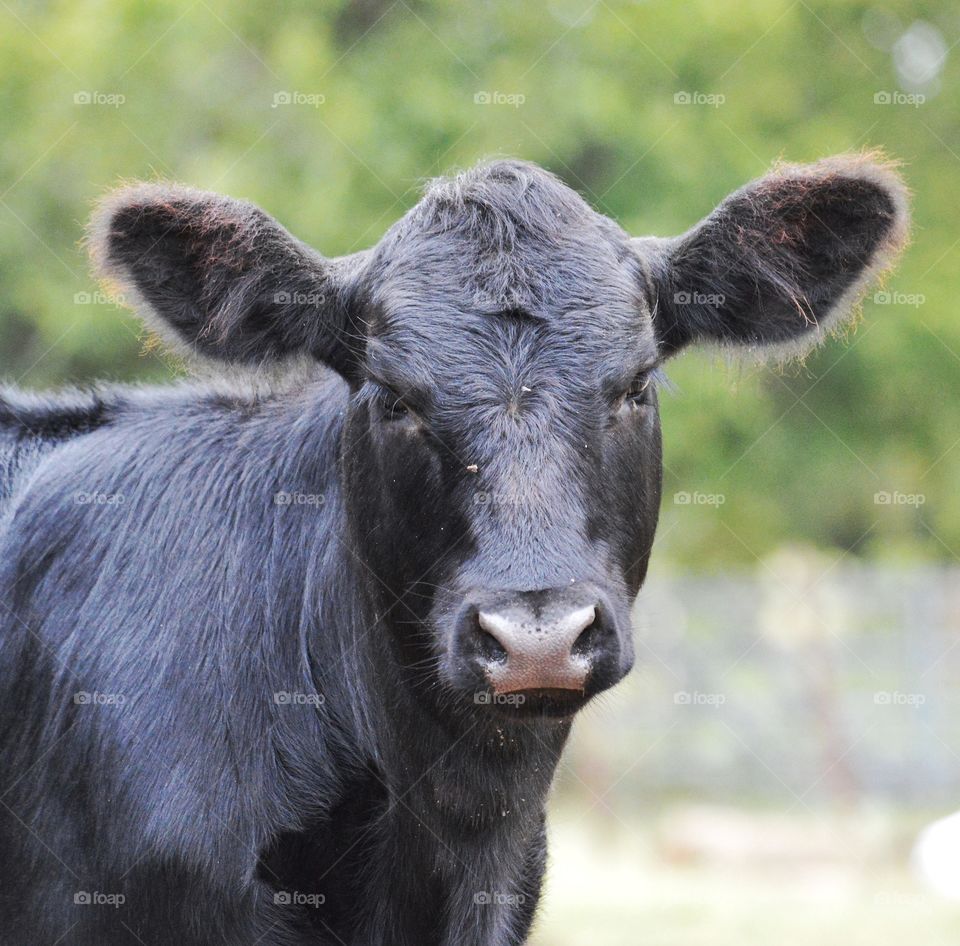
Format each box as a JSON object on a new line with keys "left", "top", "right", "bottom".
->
{"left": 92, "top": 155, "right": 908, "bottom": 720}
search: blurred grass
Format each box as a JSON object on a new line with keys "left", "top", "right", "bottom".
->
{"left": 533, "top": 808, "right": 960, "bottom": 946}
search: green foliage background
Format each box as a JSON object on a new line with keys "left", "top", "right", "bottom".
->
{"left": 0, "top": 0, "right": 956, "bottom": 567}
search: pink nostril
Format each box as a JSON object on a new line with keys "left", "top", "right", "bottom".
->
{"left": 476, "top": 606, "right": 597, "bottom": 693}
{"left": 474, "top": 618, "right": 509, "bottom": 663}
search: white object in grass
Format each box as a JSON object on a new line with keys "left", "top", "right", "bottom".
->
{"left": 912, "top": 811, "right": 960, "bottom": 900}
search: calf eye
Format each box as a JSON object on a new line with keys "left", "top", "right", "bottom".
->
{"left": 382, "top": 393, "right": 410, "bottom": 421}
{"left": 620, "top": 372, "right": 655, "bottom": 412}
{"left": 627, "top": 375, "right": 652, "bottom": 401}
{"left": 372, "top": 383, "right": 413, "bottom": 422}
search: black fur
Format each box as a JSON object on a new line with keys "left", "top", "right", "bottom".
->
{"left": 0, "top": 156, "right": 907, "bottom": 945}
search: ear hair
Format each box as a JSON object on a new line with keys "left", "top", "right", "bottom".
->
{"left": 87, "top": 182, "right": 368, "bottom": 381}
{"left": 633, "top": 151, "right": 911, "bottom": 363}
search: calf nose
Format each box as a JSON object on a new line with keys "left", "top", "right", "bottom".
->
{"left": 476, "top": 603, "right": 598, "bottom": 693}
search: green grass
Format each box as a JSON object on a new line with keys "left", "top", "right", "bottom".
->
{"left": 531, "top": 809, "right": 960, "bottom": 946}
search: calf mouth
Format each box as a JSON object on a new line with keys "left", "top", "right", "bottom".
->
{"left": 473, "top": 686, "right": 591, "bottom": 720}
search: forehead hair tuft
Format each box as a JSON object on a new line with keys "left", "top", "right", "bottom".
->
{"left": 415, "top": 159, "right": 597, "bottom": 246}
{"left": 374, "top": 159, "right": 630, "bottom": 312}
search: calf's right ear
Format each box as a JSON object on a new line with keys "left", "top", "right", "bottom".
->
{"left": 89, "top": 183, "right": 367, "bottom": 378}
{"left": 632, "top": 153, "right": 910, "bottom": 360}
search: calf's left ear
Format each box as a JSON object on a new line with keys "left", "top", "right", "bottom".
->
{"left": 632, "top": 154, "right": 910, "bottom": 358}
{"left": 89, "top": 183, "right": 367, "bottom": 377}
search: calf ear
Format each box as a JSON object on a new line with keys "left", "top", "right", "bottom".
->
{"left": 632, "top": 154, "right": 910, "bottom": 359}
{"left": 89, "top": 183, "right": 365, "bottom": 377}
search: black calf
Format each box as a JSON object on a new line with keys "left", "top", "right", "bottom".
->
{"left": 0, "top": 154, "right": 907, "bottom": 944}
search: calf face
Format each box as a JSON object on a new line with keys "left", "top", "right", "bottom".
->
{"left": 91, "top": 155, "right": 908, "bottom": 720}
